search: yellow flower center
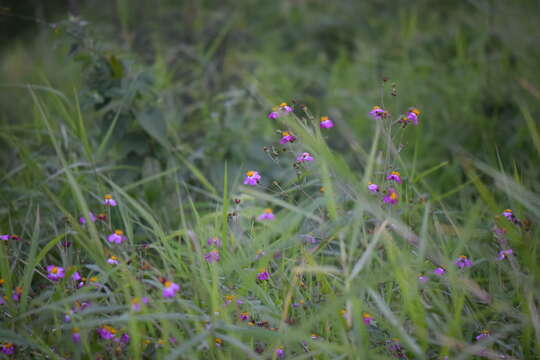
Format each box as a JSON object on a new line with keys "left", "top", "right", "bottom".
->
{"left": 103, "top": 325, "right": 117, "bottom": 334}
{"left": 0, "top": 278, "right": 5, "bottom": 285}
{"left": 264, "top": 208, "right": 273, "bottom": 214}
{"left": 246, "top": 171, "right": 255, "bottom": 177}
{"left": 363, "top": 312, "right": 371, "bottom": 318}
{"left": 104, "top": 194, "right": 113, "bottom": 200}
{"left": 282, "top": 131, "right": 290, "bottom": 136}
{"left": 164, "top": 281, "right": 172, "bottom": 287}
{"left": 51, "top": 267, "right": 58, "bottom": 274}
{"left": 459, "top": 255, "right": 467, "bottom": 259}
{"left": 72, "top": 327, "right": 79, "bottom": 333}
{"left": 110, "top": 256, "right": 118, "bottom": 261}
{"left": 390, "top": 192, "right": 398, "bottom": 200}
{"left": 279, "top": 102, "right": 288, "bottom": 107}
{"left": 391, "top": 171, "right": 400, "bottom": 176}
{"left": 131, "top": 298, "right": 139, "bottom": 304}
{"left": 89, "top": 276, "right": 98, "bottom": 282}
{"left": 372, "top": 106, "right": 381, "bottom": 110}
{"left": 115, "top": 230, "right": 123, "bottom": 235}
{"left": 504, "top": 209, "right": 512, "bottom": 213}
{"left": 214, "top": 337, "right": 223, "bottom": 344}
{"left": 321, "top": 116, "right": 329, "bottom": 121}
{"left": 411, "top": 108, "right": 421, "bottom": 115}
{"left": 225, "top": 295, "right": 235, "bottom": 301}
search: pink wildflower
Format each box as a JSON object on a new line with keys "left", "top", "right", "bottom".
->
{"left": 319, "top": 116, "right": 334, "bottom": 129}
{"left": 383, "top": 188, "right": 399, "bottom": 205}
{"left": 433, "top": 267, "right": 446, "bottom": 276}
{"left": 243, "top": 171, "right": 261, "bottom": 186}
{"left": 267, "top": 110, "right": 279, "bottom": 119}
{"left": 398, "top": 108, "right": 421, "bottom": 126}
{"left": 107, "top": 256, "right": 119, "bottom": 265}
{"left": 103, "top": 194, "right": 117, "bottom": 206}
{"left": 207, "top": 237, "right": 222, "bottom": 247}
{"left": 367, "top": 182, "right": 379, "bottom": 193}
{"left": 455, "top": 255, "right": 473, "bottom": 269}
{"left": 257, "top": 208, "right": 275, "bottom": 221}
{"left": 162, "top": 280, "right": 180, "bottom": 298}
{"left": 46, "top": 265, "right": 65, "bottom": 281}
{"left": 497, "top": 249, "right": 513, "bottom": 260}
{"left": 368, "top": 105, "right": 387, "bottom": 120}
{"left": 204, "top": 250, "right": 220, "bottom": 263}
{"left": 362, "top": 312, "right": 374, "bottom": 325}
{"left": 296, "top": 152, "right": 314, "bottom": 162}
{"left": 279, "top": 102, "right": 293, "bottom": 113}
{"left": 386, "top": 171, "right": 402, "bottom": 184}
{"left": 279, "top": 131, "right": 296, "bottom": 144}
{"left": 0, "top": 235, "right": 9, "bottom": 241}
{"left": 79, "top": 212, "right": 97, "bottom": 225}
{"left": 256, "top": 270, "right": 270, "bottom": 281}
{"left": 107, "top": 230, "right": 127, "bottom": 244}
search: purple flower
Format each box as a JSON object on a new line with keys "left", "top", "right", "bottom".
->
{"left": 267, "top": 111, "right": 279, "bottom": 119}
{"left": 418, "top": 275, "right": 429, "bottom": 283}
{"left": 279, "top": 131, "right": 296, "bottom": 144}
{"left": 275, "top": 347, "right": 284, "bottom": 357}
{"left": 162, "top": 281, "right": 180, "bottom": 298}
{"left": 256, "top": 270, "right": 270, "bottom": 281}
{"left": 107, "top": 230, "right": 127, "bottom": 244}
{"left": 362, "top": 312, "right": 374, "bottom": 325}
{"left": 118, "top": 333, "right": 130, "bottom": 345}
{"left": 46, "top": 265, "right": 65, "bottom": 281}
{"left": 107, "top": 256, "right": 119, "bottom": 265}
{"left": 296, "top": 152, "right": 314, "bottom": 162}
{"left": 0, "top": 235, "right": 9, "bottom": 241}
{"left": 207, "top": 237, "right": 222, "bottom": 247}
{"left": 71, "top": 271, "right": 82, "bottom": 281}
{"left": 383, "top": 188, "right": 399, "bottom": 205}
{"left": 455, "top": 256, "right": 473, "bottom": 269}
{"left": 369, "top": 106, "right": 387, "bottom": 120}
{"left": 97, "top": 325, "right": 117, "bottom": 340}
{"left": 64, "top": 310, "right": 73, "bottom": 323}
{"left": 502, "top": 209, "right": 520, "bottom": 224}
{"left": 12, "top": 287, "right": 22, "bottom": 302}
{"left": 0, "top": 343, "right": 14, "bottom": 355}
{"left": 240, "top": 312, "right": 249, "bottom": 321}
{"left": 279, "top": 102, "right": 293, "bottom": 113}
{"left": 71, "top": 330, "right": 81, "bottom": 344}
{"left": 433, "top": 267, "right": 446, "bottom": 276}
{"left": 79, "top": 212, "right": 97, "bottom": 225}
{"left": 367, "top": 182, "right": 379, "bottom": 193}
{"left": 475, "top": 330, "right": 490, "bottom": 341}
{"left": 398, "top": 108, "right": 421, "bottom": 127}
{"left": 497, "top": 249, "right": 513, "bottom": 260}
{"left": 257, "top": 208, "right": 275, "bottom": 221}
{"left": 103, "top": 194, "right": 117, "bottom": 206}
{"left": 0, "top": 296, "right": 6, "bottom": 306}
{"left": 319, "top": 116, "right": 334, "bottom": 129}
{"left": 386, "top": 171, "right": 402, "bottom": 184}
{"left": 131, "top": 297, "right": 149, "bottom": 311}
{"left": 204, "top": 250, "right": 220, "bottom": 263}
{"left": 243, "top": 171, "right": 261, "bottom": 186}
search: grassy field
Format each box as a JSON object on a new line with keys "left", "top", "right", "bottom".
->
{"left": 1, "top": 1, "right": 540, "bottom": 359}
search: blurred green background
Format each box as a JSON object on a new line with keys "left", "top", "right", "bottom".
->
{"left": 1, "top": 0, "right": 539, "bottom": 195}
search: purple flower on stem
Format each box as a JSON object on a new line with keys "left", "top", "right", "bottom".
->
{"left": 369, "top": 106, "right": 387, "bottom": 120}
{"left": 367, "top": 182, "right": 379, "bottom": 193}
{"left": 97, "top": 325, "right": 117, "bottom": 340}
{"left": 433, "top": 267, "right": 446, "bottom": 276}
{"left": 257, "top": 208, "right": 275, "bottom": 221}
{"left": 319, "top": 116, "right": 334, "bottom": 129}
{"left": 406, "top": 108, "right": 420, "bottom": 125}
{"left": 71, "top": 271, "right": 82, "bottom": 281}
{"left": 502, "top": 209, "right": 520, "bottom": 224}
{"left": 279, "top": 131, "right": 296, "bottom": 144}
{"left": 71, "top": 329, "right": 81, "bottom": 344}
{"left": 256, "top": 270, "right": 270, "bottom": 281}
{"left": 103, "top": 194, "right": 117, "bottom": 207}
{"left": 267, "top": 110, "right": 279, "bottom": 119}
{"left": 12, "top": 287, "right": 22, "bottom": 302}
{"left": 204, "top": 250, "right": 220, "bottom": 263}
{"left": 0, "top": 343, "right": 14, "bottom": 355}
{"left": 279, "top": 102, "right": 293, "bottom": 113}
{"left": 107, "top": 230, "right": 127, "bottom": 244}
{"left": 475, "top": 330, "right": 490, "bottom": 341}
{"left": 0, "top": 235, "right": 9, "bottom": 241}
{"left": 162, "top": 281, "right": 180, "bottom": 298}
{"left": 118, "top": 333, "right": 130, "bottom": 345}
{"left": 207, "top": 237, "right": 222, "bottom": 247}
{"left": 46, "top": 265, "right": 65, "bottom": 281}
{"left": 386, "top": 171, "right": 402, "bottom": 184}
{"left": 362, "top": 312, "right": 374, "bottom": 325}
{"left": 497, "top": 249, "right": 513, "bottom": 260}
{"left": 455, "top": 256, "right": 473, "bottom": 269}
{"left": 383, "top": 188, "right": 399, "bottom": 205}
{"left": 296, "top": 152, "right": 314, "bottom": 162}
{"left": 79, "top": 212, "right": 97, "bottom": 225}
{"left": 418, "top": 275, "right": 429, "bottom": 283}
{"left": 107, "top": 256, "right": 119, "bottom": 265}
{"left": 243, "top": 171, "right": 261, "bottom": 186}
{"left": 131, "top": 297, "right": 149, "bottom": 311}
{"left": 240, "top": 312, "right": 249, "bottom": 321}
{"left": 275, "top": 347, "right": 284, "bottom": 357}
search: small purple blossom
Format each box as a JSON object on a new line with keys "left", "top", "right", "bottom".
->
{"left": 0, "top": 343, "right": 14, "bottom": 355}
{"left": 475, "top": 330, "right": 490, "bottom": 341}
{"left": 383, "top": 188, "right": 399, "bottom": 205}
{"left": 131, "top": 297, "right": 149, "bottom": 311}
{"left": 240, "top": 312, "right": 249, "bottom": 321}
{"left": 386, "top": 171, "right": 402, "bottom": 184}
{"left": 279, "top": 102, "right": 293, "bottom": 113}
{"left": 369, "top": 106, "right": 387, "bottom": 120}
{"left": 162, "top": 281, "right": 180, "bottom": 298}
{"left": 433, "top": 267, "right": 446, "bottom": 276}
{"left": 97, "top": 325, "right": 117, "bottom": 340}
{"left": 0, "top": 235, "right": 9, "bottom": 241}
{"left": 71, "top": 330, "right": 81, "bottom": 344}
{"left": 455, "top": 256, "right": 473, "bottom": 269}
{"left": 367, "top": 182, "right": 379, "bottom": 193}
{"left": 256, "top": 270, "right": 270, "bottom": 281}
{"left": 497, "top": 249, "right": 513, "bottom": 260}
{"left": 296, "top": 152, "right": 314, "bottom": 162}
{"left": 71, "top": 271, "right": 82, "bottom": 281}
{"left": 107, "top": 230, "right": 127, "bottom": 244}
{"left": 275, "top": 347, "right": 284, "bottom": 357}
{"left": 207, "top": 237, "right": 222, "bottom": 247}
{"left": 79, "top": 212, "right": 97, "bottom": 225}
{"left": 257, "top": 208, "right": 275, "bottom": 221}
{"left": 243, "top": 171, "right": 261, "bottom": 186}
{"left": 46, "top": 265, "right": 65, "bottom": 281}
{"left": 267, "top": 111, "right": 279, "bottom": 119}
{"left": 319, "top": 116, "right": 334, "bottom": 128}
{"left": 502, "top": 209, "right": 520, "bottom": 224}
{"left": 418, "top": 275, "right": 429, "bottom": 283}
{"left": 103, "top": 194, "right": 117, "bottom": 206}
{"left": 362, "top": 312, "right": 374, "bottom": 325}
{"left": 107, "top": 256, "right": 119, "bottom": 265}
{"left": 279, "top": 131, "right": 296, "bottom": 144}
{"left": 204, "top": 250, "right": 220, "bottom": 263}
